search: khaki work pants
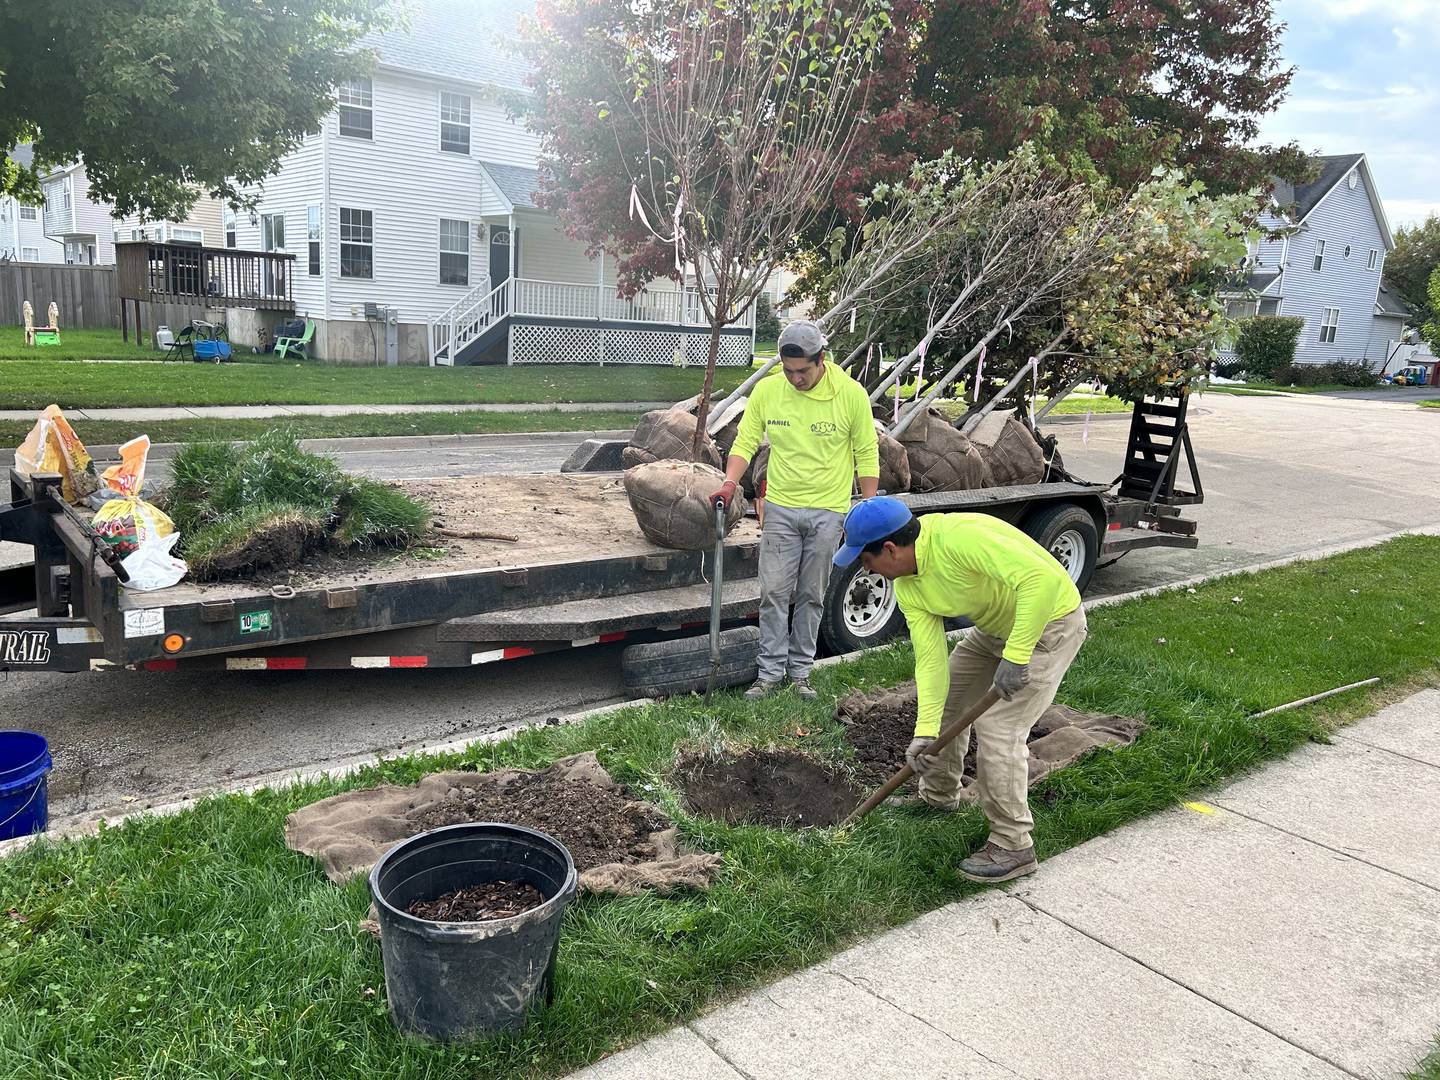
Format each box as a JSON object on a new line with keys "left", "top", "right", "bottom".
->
{"left": 919, "top": 606, "right": 1088, "bottom": 851}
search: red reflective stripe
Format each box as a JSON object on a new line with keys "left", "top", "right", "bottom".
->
{"left": 390, "top": 656, "right": 428, "bottom": 668}
{"left": 1107, "top": 522, "right": 1122, "bottom": 531}
{"left": 502, "top": 647, "right": 535, "bottom": 659}
{"left": 267, "top": 657, "right": 307, "bottom": 670}
{"left": 598, "top": 631, "right": 627, "bottom": 643}
{"left": 143, "top": 659, "right": 177, "bottom": 671}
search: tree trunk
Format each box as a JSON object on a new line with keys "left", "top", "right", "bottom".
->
{"left": 690, "top": 280, "right": 729, "bottom": 460}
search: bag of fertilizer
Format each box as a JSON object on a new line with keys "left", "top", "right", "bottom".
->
{"left": 91, "top": 436, "right": 187, "bottom": 591}
{"left": 623, "top": 460, "right": 745, "bottom": 550}
{"left": 13, "top": 404, "right": 100, "bottom": 504}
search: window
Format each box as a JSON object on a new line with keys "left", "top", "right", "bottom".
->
{"left": 1368, "top": 248, "right": 1379, "bottom": 271}
{"left": 439, "top": 92, "right": 471, "bottom": 154}
{"left": 1347, "top": 170, "right": 1358, "bottom": 190}
{"left": 171, "top": 227, "right": 203, "bottom": 244}
{"left": 439, "top": 218, "right": 469, "bottom": 285}
{"left": 301, "top": 205, "right": 320, "bottom": 276}
{"left": 337, "top": 76, "right": 373, "bottom": 139}
{"left": 261, "top": 213, "right": 285, "bottom": 252}
{"left": 21, "top": 247, "right": 39, "bottom": 262}
{"left": 1319, "top": 306, "right": 1339, "bottom": 344}
{"left": 224, "top": 208, "right": 237, "bottom": 247}
{"left": 19, "top": 206, "right": 37, "bottom": 221}
{"left": 1343, "top": 244, "right": 1351, "bottom": 259}
{"left": 1312, "top": 239, "right": 1325, "bottom": 272}
{"left": 340, "top": 207, "right": 373, "bottom": 278}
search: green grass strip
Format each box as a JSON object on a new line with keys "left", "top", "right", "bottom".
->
{"left": 0, "top": 537, "right": 1437, "bottom": 1079}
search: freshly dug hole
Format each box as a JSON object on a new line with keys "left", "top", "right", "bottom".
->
{"left": 674, "top": 748, "right": 863, "bottom": 828}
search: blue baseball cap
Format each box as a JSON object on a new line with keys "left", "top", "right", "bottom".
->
{"left": 833, "top": 496, "right": 914, "bottom": 567}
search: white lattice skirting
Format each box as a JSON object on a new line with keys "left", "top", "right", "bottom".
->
{"left": 509, "top": 324, "right": 752, "bottom": 366}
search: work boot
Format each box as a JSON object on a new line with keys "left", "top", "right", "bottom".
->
{"left": 744, "top": 678, "right": 782, "bottom": 700}
{"left": 957, "top": 841, "right": 1038, "bottom": 883}
{"left": 789, "top": 677, "right": 818, "bottom": 701}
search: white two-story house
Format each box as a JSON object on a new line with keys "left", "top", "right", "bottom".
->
{"left": 1235, "top": 153, "right": 1405, "bottom": 369}
{"left": 231, "top": 0, "right": 753, "bottom": 365}
{"left": 0, "top": 146, "right": 62, "bottom": 263}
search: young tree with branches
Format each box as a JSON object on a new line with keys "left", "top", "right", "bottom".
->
{"left": 523, "top": 0, "right": 904, "bottom": 456}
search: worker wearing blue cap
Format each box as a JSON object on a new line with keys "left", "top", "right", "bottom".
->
{"left": 833, "top": 496, "right": 1086, "bottom": 882}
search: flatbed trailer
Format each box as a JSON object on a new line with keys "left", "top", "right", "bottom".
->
{"left": 0, "top": 398, "right": 1201, "bottom": 675}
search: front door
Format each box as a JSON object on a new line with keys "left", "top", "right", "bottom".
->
{"left": 489, "top": 226, "right": 516, "bottom": 286}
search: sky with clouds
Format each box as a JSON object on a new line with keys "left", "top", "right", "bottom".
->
{"left": 1257, "top": 0, "right": 1440, "bottom": 231}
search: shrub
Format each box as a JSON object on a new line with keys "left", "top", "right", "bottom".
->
{"left": 1235, "top": 315, "right": 1306, "bottom": 378}
{"left": 1270, "top": 361, "right": 1377, "bottom": 387}
{"left": 754, "top": 294, "right": 781, "bottom": 342}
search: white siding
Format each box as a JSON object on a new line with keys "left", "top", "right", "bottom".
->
{"left": 0, "top": 198, "right": 61, "bottom": 261}
{"left": 113, "top": 195, "right": 226, "bottom": 247}
{"left": 70, "top": 171, "right": 116, "bottom": 264}
{"left": 233, "top": 132, "right": 326, "bottom": 317}
{"left": 519, "top": 215, "right": 603, "bottom": 285}
{"left": 1282, "top": 167, "right": 1388, "bottom": 366}
{"left": 1366, "top": 314, "right": 1407, "bottom": 367}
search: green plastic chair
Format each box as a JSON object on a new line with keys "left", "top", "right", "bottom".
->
{"left": 274, "top": 319, "right": 315, "bottom": 360}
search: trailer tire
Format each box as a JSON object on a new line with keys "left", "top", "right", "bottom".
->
{"left": 621, "top": 626, "right": 760, "bottom": 698}
{"left": 819, "top": 559, "right": 908, "bottom": 655}
{"left": 1023, "top": 502, "right": 1099, "bottom": 593}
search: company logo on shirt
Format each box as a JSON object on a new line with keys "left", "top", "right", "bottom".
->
{"left": 810, "top": 421, "right": 837, "bottom": 435}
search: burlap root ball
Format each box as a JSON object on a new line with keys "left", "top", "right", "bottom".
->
{"left": 624, "top": 460, "right": 746, "bottom": 550}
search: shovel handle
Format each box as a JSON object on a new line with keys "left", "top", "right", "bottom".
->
{"left": 841, "top": 686, "right": 1003, "bottom": 826}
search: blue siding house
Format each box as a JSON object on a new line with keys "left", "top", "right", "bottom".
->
{"left": 1233, "top": 153, "right": 1403, "bottom": 369}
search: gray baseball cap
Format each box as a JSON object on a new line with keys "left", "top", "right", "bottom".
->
{"left": 777, "top": 320, "right": 827, "bottom": 358}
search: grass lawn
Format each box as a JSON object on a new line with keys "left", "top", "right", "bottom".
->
{"left": 0, "top": 357, "right": 750, "bottom": 410}
{"left": 931, "top": 394, "right": 1131, "bottom": 422}
{"left": 0, "top": 327, "right": 154, "bottom": 363}
{"left": 0, "top": 411, "right": 645, "bottom": 449}
{"left": 1420, "top": 399, "right": 1439, "bottom": 409}
{"left": 2, "top": 537, "right": 1437, "bottom": 1079}
{"left": 1203, "top": 381, "right": 1404, "bottom": 396}
{"left": 1413, "top": 1041, "right": 1440, "bottom": 1080}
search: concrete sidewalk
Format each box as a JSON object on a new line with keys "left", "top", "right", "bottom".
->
{"left": 574, "top": 690, "right": 1440, "bottom": 1080}
{"left": 0, "top": 401, "right": 670, "bottom": 422}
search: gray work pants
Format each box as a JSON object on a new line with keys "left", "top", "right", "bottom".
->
{"left": 756, "top": 503, "right": 844, "bottom": 682}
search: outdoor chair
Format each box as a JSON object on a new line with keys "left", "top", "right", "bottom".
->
{"left": 274, "top": 319, "right": 315, "bottom": 360}
{"left": 158, "top": 324, "right": 196, "bottom": 361}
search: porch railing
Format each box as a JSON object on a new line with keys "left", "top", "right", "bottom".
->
{"left": 512, "top": 277, "right": 754, "bottom": 328}
{"left": 115, "top": 241, "right": 296, "bottom": 310}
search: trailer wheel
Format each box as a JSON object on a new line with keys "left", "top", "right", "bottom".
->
{"left": 621, "top": 626, "right": 760, "bottom": 698}
{"left": 1023, "top": 502, "right": 1099, "bottom": 593}
{"left": 819, "top": 559, "right": 908, "bottom": 655}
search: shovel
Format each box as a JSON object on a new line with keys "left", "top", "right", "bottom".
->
{"left": 841, "top": 686, "right": 1002, "bottom": 826}
{"left": 703, "top": 499, "right": 727, "bottom": 702}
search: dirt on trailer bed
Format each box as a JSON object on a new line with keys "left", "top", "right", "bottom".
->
{"left": 148, "top": 473, "right": 762, "bottom": 603}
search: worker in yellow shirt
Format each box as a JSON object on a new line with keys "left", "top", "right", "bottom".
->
{"left": 832, "top": 497, "right": 1086, "bottom": 882}
{"left": 712, "top": 321, "right": 880, "bottom": 700}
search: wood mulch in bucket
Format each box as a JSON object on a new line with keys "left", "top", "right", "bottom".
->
{"left": 406, "top": 881, "right": 545, "bottom": 923}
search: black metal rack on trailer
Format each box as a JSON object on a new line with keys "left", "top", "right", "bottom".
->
{"left": 0, "top": 395, "right": 1200, "bottom": 677}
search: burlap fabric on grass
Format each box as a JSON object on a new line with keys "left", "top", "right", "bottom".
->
{"left": 623, "top": 459, "right": 745, "bottom": 550}
{"left": 968, "top": 410, "right": 1045, "bottom": 487}
{"left": 622, "top": 408, "right": 722, "bottom": 471}
{"left": 285, "top": 752, "right": 722, "bottom": 897}
{"left": 895, "top": 408, "right": 990, "bottom": 493}
{"left": 834, "top": 681, "right": 1144, "bottom": 790}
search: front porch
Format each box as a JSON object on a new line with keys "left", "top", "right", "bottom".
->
{"left": 428, "top": 275, "right": 756, "bottom": 367}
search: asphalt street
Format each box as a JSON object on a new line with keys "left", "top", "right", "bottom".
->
{"left": 4, "top": 391, "right": 1437, "bottom": 823}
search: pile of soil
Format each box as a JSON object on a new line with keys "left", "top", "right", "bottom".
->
{"left": 410, "top": 771, "right": 671, "bottom": 873}
{"left": 406, "top": 881, "right": 545, "bottom": 923}
{"left": 673, "top": 748, "right": 863, "bottom": 828}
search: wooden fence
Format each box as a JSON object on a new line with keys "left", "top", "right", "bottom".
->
{"left": 1, "top": 261, "right": 210, "bottom": 338}
{"left": 1, "top": 262, "right": 119, "bottom": 329}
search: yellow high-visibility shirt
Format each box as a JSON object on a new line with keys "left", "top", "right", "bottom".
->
{"left": 730, "top": 363, "right": 879, "bottom": 513}
{"left": 895, "top": 513, "right": 1082, "bottom": 736}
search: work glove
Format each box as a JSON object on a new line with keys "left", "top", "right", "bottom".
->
{"left": 906, "top": 737, "right": 941, "bottom": 776}
{"left": 710, "top": 480, "right": 738, "bottom": 509}
{"left": 993, "top": 659, "right": 1030, "bottom": 701}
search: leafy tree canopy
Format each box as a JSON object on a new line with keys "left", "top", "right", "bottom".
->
{"left": 0, "top": 0, "right": 393, "bottom": 219}
{"left": 1389, "top": 215, "right": 1440, "bottom": 323}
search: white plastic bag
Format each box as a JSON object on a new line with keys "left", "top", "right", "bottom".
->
{"left": 92, "top": 436, "right": 188, "bottom": 591}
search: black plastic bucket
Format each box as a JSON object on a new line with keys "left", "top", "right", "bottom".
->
{"left": 368, "top": 822, "right": 578, "bottom": 1041}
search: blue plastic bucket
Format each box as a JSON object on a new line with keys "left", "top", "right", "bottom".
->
{"left": 0, "top": 731, "right": 52, "bottom": 841}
